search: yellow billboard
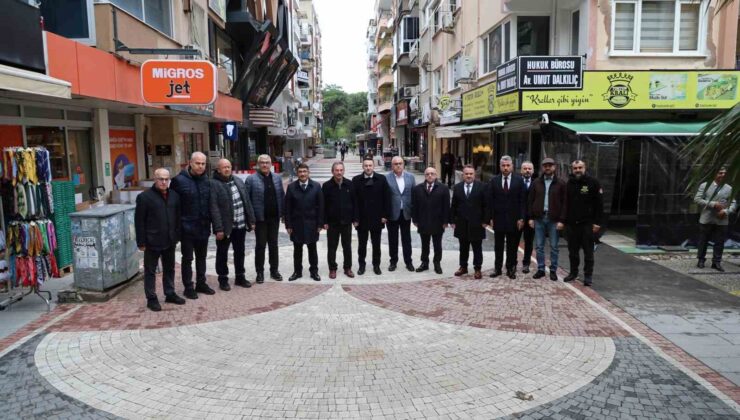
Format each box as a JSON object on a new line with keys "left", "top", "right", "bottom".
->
{"left": 521, "top": 71, "right": 740, "bottom": 112}
{"left": 462, "top": 82, "right": 520, "bottom": 122}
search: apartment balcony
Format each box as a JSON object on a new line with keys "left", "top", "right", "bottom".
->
{"left": 377, "top": 13, "right": 393, "bottom": 35}
{"left": 377, "top": 96, "right": 393, "bottom": 113}
{"left": 378, "top": 43, "right": 393, "bottom": 64}
{"left": 378, "top": 71, "right": 393, "bottom": 88}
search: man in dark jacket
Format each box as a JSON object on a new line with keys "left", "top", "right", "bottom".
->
{"left": 210, "top": 159, "right": 256, "bottom": 291}
{"left": 450, "top": 165, "right": 487, "bottom": 279}
{"left": 564, "top": 160, "right": 604, "bottom": 286}
{"left": 518, "top": 161, "right": 536, "bottom": 273}
{"left": 245, "top": 155, "right": 286, "bottom": 283}
{"left": 440, "top": 147, "right": 455, "bottom": 187}
{"left": 527, "top": 158, "right": 567, "bottom": 281}
{"left": 487, "top": 155, "right": 526, "bottom": 279}
{"left": 412, "top": 167, "right": 450, "bottom": 274}
{"left": 170, "top": 152, "right": 215, "bottom": 299}
{"left": 322, "top": 162, "right": 356, "bottom": 279}
{"left": 285, "top": 163, "right": 324, "bottom": 281}
{"left": 135, "top": 168, "right": 185, "bottom": 311}
{"left": 352, "top": 157, "right": 391, "bottom": 275}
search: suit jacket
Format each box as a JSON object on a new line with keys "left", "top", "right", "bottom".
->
{"left": 352, "top": 172, "right": 391, "bottom": 231}
{"left": 450, "top": 181, "right": 487, "bottom": 241}
{"left": 386, "top": 171, "right": 416, "bottom": 221}
{"left": 322, "top": 177, "right": 356, "bottom": 225}
{"left": 135, "top": 187, "right": 181, "bottom": 251}
{"left": 487, "top": 174, "right": 526, "bottom": 233}
{"left": 694, "top": 181, "right": 737, "bottom": 226}
{"left": 284, "top": 180, "right": 324, "bottom": 244}
{"left": 412, "top": 181, "right": 450, "bottom": 235}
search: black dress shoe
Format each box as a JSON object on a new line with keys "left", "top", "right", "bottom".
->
{"left": 507, "top": 270, "right": 516, "bottom": 279}
{"left": 434, "top": 264, "right": 443, "bottom": 274}
{"left": 406, "top": 263, "right": 415, "bottom": 272}
{"left": 165, "top": 294, "right": 186, "bottom": 305}
{"left": 270, "top": 272, "right": 283, "bottom": 281}
{"left": 255, "top": 272, "right": 264, "bottom": 284}
{"left": 388, "top": 263, "right": 397, "bottom": 272}
{"left": 373, "top": 266, "right": 382, "bottom": 275}
{"left": 358, "top": 265, "right": 366, "bottom": 275}
{"left": 522, "top": 266, "right": 530, "bottom": 274}
{"left": 219, "top": 282, "right": 231, "bottom": 292}
{"left": 711, "top": 262, "right": 725, "bottom": 272}
{"left": 195, "top": 283, "right": 216, "bottom": 295}
{"left": 563, "top": 273, "right": 578, "bottom": 282}
{"left": 235, "top": 278, "right": 252, "bottom": 288}
{"left": 697, "top": 260, "right": 705, "bottom": 269}
{"left": 489, "top": 270, "right": 502, "bottom": 278}
{"left": 583, "top": 277, "right": 593, "bottom": 287}
{"left": 532, "top": 270, "right": 546, "bottom": 279}
{"left": 550, "top": 271, "right": 559, "bottom": 281}
{"left": 184, "top": 289, "right": 198, "bottom": 299}
{"left": 147, "top": 299, "right": 162, "bottom": 312}
{"left": 288, "top": 272, "right": 302, "bottom": 281}
{"left": 416, "top": 264, "right": 429, "bottom": 272}
{"left": 310, "top": 272, "right": 321, "bottom": 281}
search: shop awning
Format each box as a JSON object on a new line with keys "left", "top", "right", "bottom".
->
{"left": 0, "top": 63, "right": 71, "bottom": 99}
{"left": 436, "top": 121, "right": 504, "bottom": 138}
{"left": 552, "top": 120, "right": 710, "bottom": 136}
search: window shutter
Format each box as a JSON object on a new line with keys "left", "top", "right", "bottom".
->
{"left": 614, "top": 2, "right": 635, "bottom": 51}
{"left": 679, "top": 3, "right": 700, "bottom": 51}
{"left": 639, "top": 1, "right": 675, "bottom": 53}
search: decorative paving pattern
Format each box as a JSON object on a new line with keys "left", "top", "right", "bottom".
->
{"left": 344, "top": 278, "right": 629, "bottom": 337}
{"left": 35, "top": 286, "right": 616, "bottom": 419}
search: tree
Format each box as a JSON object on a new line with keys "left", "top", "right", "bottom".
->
{"left": 321, "top": 85, "right": 368, "bottom": 142}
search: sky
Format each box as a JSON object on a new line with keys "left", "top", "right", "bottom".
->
{"left": 312, "top": 0, "right": 375, "bottom": 94}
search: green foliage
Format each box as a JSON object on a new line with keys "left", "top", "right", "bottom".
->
{"left": 322, "top": 85, "right": 368, "bottom": 141}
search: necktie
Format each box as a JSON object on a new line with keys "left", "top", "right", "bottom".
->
{"left": 465, "top": 184, "right": 470, "bottom": 197}
{"left": 504, "top": 177, "right": 509, "bottom": 192}
{"left": 526, "top": 179, "right": 530, "bottom": 189}
{"left": 427, "top": 183, "right": 432, "bottom": 193}
{"left": 301, "top": 183, "right": 307, "bottom": 191}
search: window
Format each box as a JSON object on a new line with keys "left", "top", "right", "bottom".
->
{"left": 215, "top": 30, "right": 236, "bottom": 87}
{"left": 432, "top": 68, "right": 442, "bottom": 96}
{"left": 517, "top": 16, "right": 550, "bottom": 56}
{"left": 571, "top": 10, "right": 580, "bottom": 55}
{"left": 481, "top": 20, "right": 513, "bottom": 75}
{"left": 448, "top": 55, "right": 460, "bottom": 90}
{"left": 420, "top": 69, "right": 428, "bottom": 92}
{"left": 105, "top": 0, "right": 172, "bottom": 36}
{"left": 612, "top": 0, "right": 706, "bottom": 54}
{"left": 401, "top": 16, "right": 420, "bottom": 53}
{"left": 40, "top": 0, "right": 96, "bottom": 44}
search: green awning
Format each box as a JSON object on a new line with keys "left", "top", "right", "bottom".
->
{"left": 552, "top": 120, "right": 710, "bottom": 136}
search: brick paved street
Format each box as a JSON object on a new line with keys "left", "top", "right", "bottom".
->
{"left": 0, "top": 156, "right": 738, "bottom": 419}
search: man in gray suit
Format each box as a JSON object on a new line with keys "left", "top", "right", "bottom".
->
{"left": 694, "top": 167, "right": 736, "bottom": 272}
{"left": 386, "top": 156, "right": 416, "bottom": 272}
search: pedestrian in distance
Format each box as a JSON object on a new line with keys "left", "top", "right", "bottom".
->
{"left": 352, "top": 156, "right": 391, "bottom": 275}
{"left": 210, "top": 158, "right": 256, "bottom": 291}
{"left": 450, "top": 165, "right": 488, "bottom": 279}
{"left": 386, "top": 156, "right": 416, "bottom": 272}
{"left": 322, "top": 161, "right": 356, "bottom": 279}
{"left": 518, "top": 161, "right": 536, "bottom": 273}
{"left": 170, "top": 151, "right": 216, "bottom": 299}
{"left": 135, "top": 168, "right": 185, "bottom": 311}
{"left": 285, "top": 163, "right": 324, "bottom": 281}
{"left": 694, "top": 166, "right": 736, "bottom": 272}
{"left": 340, "top": 143, "right": 347, "bottom": 162}
{"left": 563, "top": 160, "right": 604, "bottom": 286}
{"left": 412, "top": 167, "right": 450, "bottom": 274}
{"left": 440, "top": 147, "right": 455, "bottom": 188}
{"left": 245, "top": 154, "right": 286, "bottom": 283}
{"left": 527, "top": 158, "right": 567, "bottom": 281}
{"left": 487, "top": 155, "right": 527, "bottom": 280}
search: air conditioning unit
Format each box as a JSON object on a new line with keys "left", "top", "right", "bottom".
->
{"left": 454, "top": 56, "right": 474, "bottom": 82}
{"left": 402, "top": 86, "right": 418, "bottom": 97}
{"left": 440, "top": 11, "right": 454, "bottom": 32}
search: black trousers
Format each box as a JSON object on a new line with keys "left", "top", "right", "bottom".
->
{"left": 566, "top": 223, "right": 595, "bottom": 277}
{"left": 387, "top": 213, "right": 413, "bottom": 265}
{"left": 255, "top": 218, "right": 280, "bottom": 273}
{"left": 494, "top": 231, "right": 519, "bottom": 271}
{"left": 327, "top": 223, "right": 352, "bottom": 270}
{"left": 357, "top": 228, "right": 382, "bottom": 267}
{"left": 518, "top": 224, "right": 535, "bottom": 267}
{"left": 294, "top": 242, "right": 319, "bottom": 273}
{"left": 441, "top": 166, "right": 454, "bottom": 186}
{"left": 144, "top": 246, "right": 176, "bottom": 300}
{"left": 215, "top": 228, "right": 247, "bottom": 284}
{"left": 459, "top": 239, "right": 483, "bottom": 270}
{"left": 420, "top": 233, "right": 443, "bottom": 264}
{"left": 181, "top": 236, "right": 209, "bottom": 290}
{"left": 697, "top": 223, "right": 728, "bottom": 263}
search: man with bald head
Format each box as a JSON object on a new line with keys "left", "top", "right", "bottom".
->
{"left": 211, "top": 159, "right": 256, "bottom": 290}
{"left": 135, "top": 168, "right": 185, "bottom": 311}
{"left": 411, "top": 167, "right": 450, "bottom": 274}
{"left": 170, "top": 151, "right": 216, "bottom": 299}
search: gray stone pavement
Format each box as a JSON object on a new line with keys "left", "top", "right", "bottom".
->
{"left": 0, "top": 274, "right": 74, "bottom": 340}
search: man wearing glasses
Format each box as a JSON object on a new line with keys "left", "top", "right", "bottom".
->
{"left": 245, "top": 155, "right": 286, "bottom": 283}
{"left": 385, "top": 156, "right": 416, "bottom": 272}
{"left": 135, "top": 168, "right": 186, "bottom": 311}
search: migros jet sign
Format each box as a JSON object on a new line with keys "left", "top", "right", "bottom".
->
{"left": 141, "top": 60, "right": 217, "bottom": 105}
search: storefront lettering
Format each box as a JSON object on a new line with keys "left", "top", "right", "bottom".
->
{"left": 525, "top": 93, "right": 591, "bottom": 107}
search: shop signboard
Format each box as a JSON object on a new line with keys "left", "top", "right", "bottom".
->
{"left": 518, "top": 55, "right": 583, "bottom": 90}
{"left": 495, "top": 58, "right": 518, "bottom": 96}
{"left": 141, "top": 60, "right": 217, "bottom": 105}
{"left": 521, "top": 70, "right": 740, "bottom": 112}
{"left": 109, "top": 130, "right": 138, "bottom": 190}
{"left": 397, "top": 101, "right": 408, "bottom": 125}
{"left": 462, "top": 81, "right": 520, "bottom": 122}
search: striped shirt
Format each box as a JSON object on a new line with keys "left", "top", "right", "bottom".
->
{"left": 228, "top": 180, "right": 246, "bottom": 229}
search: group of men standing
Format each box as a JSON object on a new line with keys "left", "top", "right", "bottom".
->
{"left": 135, "top": 150, "right": 605, "bottom": 312}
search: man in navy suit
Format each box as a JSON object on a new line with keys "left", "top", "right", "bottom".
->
{"left": 518, "top": 161, "right": 536, "bottom": 273}
{"left": 487, "top": 155, "right": 526, "bottom": 279}
{"left": 450, "top": 165, "right": 488, "bottom": 279}
{"left": 386, "top": 156, "right": 416, "bottom": 272}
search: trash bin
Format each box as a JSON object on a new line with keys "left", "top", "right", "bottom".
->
{"left": 70, "top": 204, "right": 141, "bottom": 291}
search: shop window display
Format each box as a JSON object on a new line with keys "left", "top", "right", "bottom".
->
{"left": 25, "top": 127, "right": 69, "bottom": 181}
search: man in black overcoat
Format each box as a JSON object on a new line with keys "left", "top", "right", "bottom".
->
{"left": 412, "top": 167, "right": 450, "bottom": 274}
{"left": 487, "top": 155, "right": 526, "bottom": 279}
{"left": 284, "top": 163, "right": 324, "bottom": 281}
{"left": 352, "top": 157, "right": 391, "bottom": 275}
{"left": 450, "top": 165, "right": 488, "bottom": 279}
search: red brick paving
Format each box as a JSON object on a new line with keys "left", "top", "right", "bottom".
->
{"left": 344, "top": 276, "right": 629, "bottom": 337}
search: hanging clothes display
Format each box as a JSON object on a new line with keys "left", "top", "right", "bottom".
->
{"left": 5, "top": 220, "right": 60, "bottom": 287}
